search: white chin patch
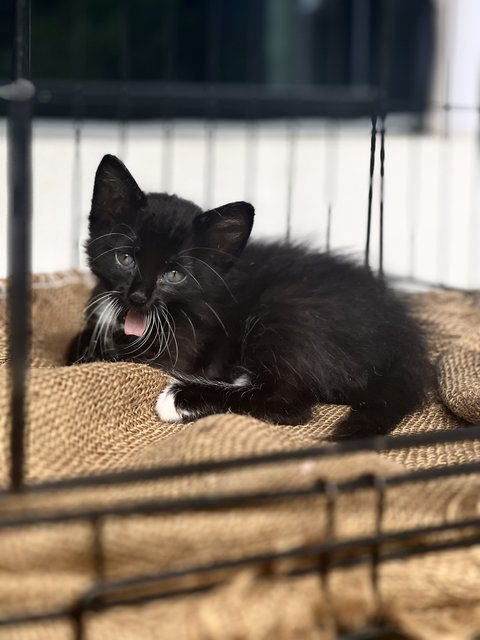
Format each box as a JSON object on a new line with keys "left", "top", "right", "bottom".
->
{"left": 155, "top": 383, "right": 194, "bottom": 423}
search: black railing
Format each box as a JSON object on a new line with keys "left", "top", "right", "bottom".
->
{"left": 5, "top": 0, "right": 34, "bottom": 491}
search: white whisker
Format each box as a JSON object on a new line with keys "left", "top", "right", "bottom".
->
{"left": 149, "top": 307, "right": 167, "bottom": 362}
{"left": 85, "top": 290, "right": 120, "bottom": 310}
{"left": 203, "top": 301, "right": 229, "bottom": 337}
{"left": 175, "top": 261, "right": 203, "bottom": 290}
{"left": 162, "top": 307, "right": 179, "bottom": 367}
{"left": 90, "top": 245, "right": 133, "bottom": 263}
{"left": 88, "top": 298, "right": 117, "bottom": 359}
{"left": 84, "top": 292, "right": 120, "bottom": 323}
{"left": 179, "top": 255, "right": 237, "bottom": 302}
{"left": 180, "top": 309, "right": 197, "bottom": 346}
{"left": 88, "top": 232, "right": 134, "bottom": 245}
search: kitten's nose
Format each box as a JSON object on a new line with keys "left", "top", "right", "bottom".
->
{"left": 129, "top": 290, "right": 148, "bottom": 306}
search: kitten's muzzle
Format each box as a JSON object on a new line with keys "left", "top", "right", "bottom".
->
{"left": 129, "top": 290, "right": 148, "bottom": 306}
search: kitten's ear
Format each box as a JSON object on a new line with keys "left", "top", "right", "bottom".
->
{"left": 194, "top": 201, "right": 254, "bottom": 259}
{"left": 90, "top": 154, "right": 146, "bottom": 222}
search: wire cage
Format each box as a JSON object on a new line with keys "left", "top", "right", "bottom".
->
{"left": 1, "top": 1, "right": 480, "bottom": 639}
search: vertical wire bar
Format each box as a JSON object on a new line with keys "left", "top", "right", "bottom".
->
{"left": 285, "top": 120, "right": 297, "bottom": 243}
{"left": 324, "top": 124, "right": 338, "bottom": 252}
{"left": 72, "top": 610, "right": 85, "bottom": 640}
{"left": 407, "top": 133, "right": 420, "bottom": 278}
{"left": 284, "top": 0, "right": 299, "bottom": 243}
{"left": 436, "top": 95, "right": 452, "bottom": 286}
{"left": 375, "top": 0, "right": 390, "bottom": 276}
{"left": 469, "top": 105, "right": 480, "bottom": 288}
{"left": 70, "top": 0, "right": 86, "bottom": 269}
{"left": 204, "top": 0, "right": 221, "bottom": 209}
{"left": 371, "top": 476, "right": 386, "bottom": 615}
{"left": 92, "top": 516, "right": 105, "bottom": 581}
{"left": 161, "top": 0, "right": 177, "bottom": 192}
{"left": 365, "top": 116, "right": 377, "bottom": 267}
{"left": 436, "top": 112, "right": 452, "bottom": 287}
{"left": 350, "top": 0, "right": 371, "bottom": 86}
{"left": 319, "top": 480, "right": 338, "bottom": 611}
{"left": 436, "top": 0, "right": 456, "bottom": 286}
{"left": 325, "top": 205, "right": 332, "bottom": 252}
{"left": 204, "top": 121, "right": 216, "bottom": 210}
{"left": 378, "top": 117, "right": 386, "bottom": 278}
{"left": 71, "top": 124, "right": 82, "bottom": 268}
{"left": 244, "top": 120, "right": 258, "bottom": 204}
{"left": 8, "top": 0, "right": 32, "bottom": 492}
{"left": 118, "top": 0, "right": 130, "bottom": 160}
{"left": 244, "top": 0, "right": 259, "bottom": 204}
{"left": 162, "top": 121, "right": 174, "bottom": 193}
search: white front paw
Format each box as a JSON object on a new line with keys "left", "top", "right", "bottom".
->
{"left": 155, "top": 382, "right": 194, "bottom": 423}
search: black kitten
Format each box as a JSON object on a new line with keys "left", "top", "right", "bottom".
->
{"left": 68, "top": 154, "right": 431, "bottom": 438}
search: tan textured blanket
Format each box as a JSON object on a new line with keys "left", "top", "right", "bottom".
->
{"left": 0, "top": 272, "right": 479, "bottom": 639}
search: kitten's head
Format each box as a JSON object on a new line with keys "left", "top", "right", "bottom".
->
{"left": 86, "top": 154, "right": 254, "bottom": 339}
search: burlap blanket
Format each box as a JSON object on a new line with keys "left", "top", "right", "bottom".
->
{"left": 0, "top": 272, "right": 479, "bottom": 639}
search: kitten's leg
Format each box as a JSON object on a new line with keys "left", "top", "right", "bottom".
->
{"left": 157, "top": 315, "right": 319, "bottom": 424}
{"left": 156, "top": 373, "right": 313, "bottom": 424}
{"left": 332, "top": 364, "right": 428, "bottom": 439}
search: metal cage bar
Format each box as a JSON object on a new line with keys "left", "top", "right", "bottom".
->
{"left": 6, "top": 0, "right": 33, "bottom": 492}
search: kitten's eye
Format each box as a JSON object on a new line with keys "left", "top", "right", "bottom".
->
{"left": 115, "top": 251, "right": 135, "bottom": 269}
{"left": 164, "top": 269, "right": 186, "bottom": 284}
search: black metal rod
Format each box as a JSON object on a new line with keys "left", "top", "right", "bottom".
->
{"left": 0, "top": 530, "right": 478, "bottom": 631}
{"left": 118, "top": 0, "right": 130, "bottom": 159}
{"left": 75, "top": 520, "right": 480, "bottom": 609}
{"left": 326, "top": 204, "right": 332, "bottom": 251}
{"left": 324, "top": 123, "right": 338, "bottom": 252}
{"left": 378, "top": 116, "right": 386, "bottom": 277}
{"left": 69, "top": 0, "right": 86, "bottom": 269}
{"left": 0, "top": 429, "right": 478, "bottom": 498}
{"left": 7, "top": 0, "right": 32, "bottom": 492}
{"left": 160, "top": 0, "right": 178, "bottom": 192}
{"left": 365, "top": 115, "right": 377, "bottom": 267}
{"left": 0, "top": 469, "right": 479, "bottom": 530}
{"left": 22, "top": 79, "right": 381, "bottom": 118}
{"left": 285, "top": 120, "right": 297, "bottom": 242}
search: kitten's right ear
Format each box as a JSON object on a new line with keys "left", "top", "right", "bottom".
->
{"left": 90, "top": 155, "right": 146, "bottom": 222}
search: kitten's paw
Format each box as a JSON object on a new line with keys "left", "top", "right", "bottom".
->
{"left": 156, "top": 382, "right": 195, "bottom": 423}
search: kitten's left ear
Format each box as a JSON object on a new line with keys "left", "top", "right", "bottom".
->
{"left": 194, "top": 201, "right": 254, "bottom": 258}
{"left": 90, "top": 154, "right": 146, "bottom": 223}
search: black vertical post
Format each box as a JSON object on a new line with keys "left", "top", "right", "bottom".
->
{"left": 378, "top": 117, "right": 386, "bottom": 278}
{"left": 204, "top": 0, "right": 221, "bottom": 209}
{"left": 70, "top": 0, "right": 86, "bottom": 269}
{"left": 285, "top": 120, "right": 296, "bottom": 243}
{"left": 7, "top": 0, "right": 33, "bottom": 491}
{"left": 365, "top": 115, "right": 377, "bottom": 268}
{"left": 161, "top": 0, "right": 177, "bottom": 192}
{"left": 377, "top": 1, "right": 391, "bottom": 278}
{"left": 118, "top": 0, "right": 130, "bottom": 159}
{"left": 244, "top": 0, "right": 260, "bottom": 204}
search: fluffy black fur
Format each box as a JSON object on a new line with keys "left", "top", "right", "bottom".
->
{"left": 68, "top": 154, "right": 431, "bottom": 438}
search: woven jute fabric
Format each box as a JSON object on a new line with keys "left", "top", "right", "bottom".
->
{"left": 0, "top": 273, "right": 479, "bottom": 640}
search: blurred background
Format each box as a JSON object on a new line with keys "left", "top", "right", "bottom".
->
{"left": 1, "top": 0, "right": 480, "bottom": 288}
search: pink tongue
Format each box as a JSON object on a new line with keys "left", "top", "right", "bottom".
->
{"left": 124, "top": 310, "right": 147, "bottom": 337}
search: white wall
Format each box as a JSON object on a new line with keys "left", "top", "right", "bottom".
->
{"left": 0, "top": 116, "right": 479, "bottom": 289}
{"left": 1, "top": 0, "right": 480, "bottom": 289}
